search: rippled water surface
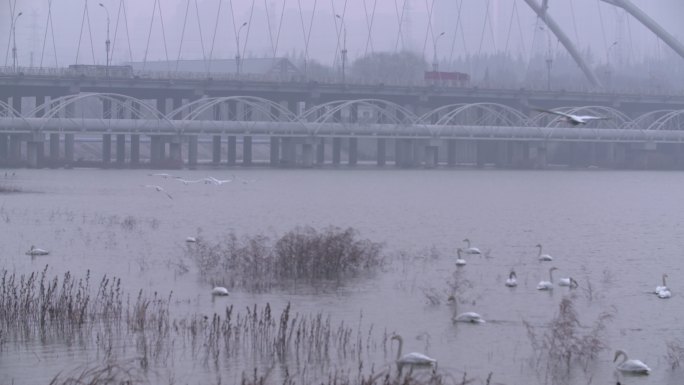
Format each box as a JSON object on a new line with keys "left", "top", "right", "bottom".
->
{"left": 1, "top": 168, "right": 683, "bottom": 384}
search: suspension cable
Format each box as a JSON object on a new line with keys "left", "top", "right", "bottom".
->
{"left": 112, "top": 0, "right": 123, "bottom": 64}
{"left": 5, "top": 0, "right": 16, "bottom": 67}
{"left": 421, "top": 0, "right": 436, "bottom": 61}
{"left": 504, "top": 0, "right": 516, "bottom": 57}
{"left": 241, "top": 0, "right": 257, "bottom": 64}
{"left": 514, "top": 0, "right": 526, "bottom": 59}
{"left": 363, "top": 0, "right": 378, "bottom": 56}
{"left": 75, "top": 0, "right": 88, "bottom": 65}
{"left": 85, "top": 1, "right": 95, "bottom": 64}
{"left": 142, "top": 0, "right": 158, "bottom": 70}
{"left": 477, "top": 0, "right": 491, "bottom": 57}
{"left": 195, "top": 0, "right": 208, "bottom": 73}
{"left": 175, "top": 0, "right": 190, "bottom": 72}
{"left": 263, "top": 0, "right": 274, "bottom": 57}
{"left": 273, "top": 0, "right": 287, "bottom": 59}
{"left": 208, "top": 0, "right": 223, "bottom": 73}
{"left": 393, "top": 0, "right": 407, "bottom": 52}
{"left": 121, "top": 0, "right": 133, "bottom": 63}
{"left": 448, "top": 0, "right": 464, "bottom": 65}
{"left": 39, "top": 0, "right": 52, "bottom": 68}
{"left": 157, "top": 0, "right": 171, "bottom": 70}
{"left": 595, "top": 0, "right": 610, "bottom": 62}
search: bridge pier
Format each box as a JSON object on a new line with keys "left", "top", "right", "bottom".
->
{"left": 316, "top": 138, "right": 325, "bottom": 166}
{"left": 302, "top": 139, "right": 314, "bottom": 168}
{"left": 377, "top": 138, "right": 386, "bottom": 166}
{"left": 280, "top": 137, "right": 296, "bottom": 167}
{"left": 0, "top": 134, "right": 8, "bottom": 162}
{"left": 270, "top": 137, "right": 280, "bottom": 166}
{"left": 447, "top": 139, "right": 457, "bottom": 167}
{"left": 150, "top": 136, "right": 162, "bottom": 166}
{"left": 65, "top": 134, "right": 74, "bottom": 164}
{"left": 49, "top": 133, "right": 60, "bottom": 165}
{"left": 332, "top": 138, "right": 342, "bottom": 166}
{"left": 243, "top": 136, "right": 252, "bottom": 166}
{"left": 27, "top": 133, "right": 45, "bottom": 168}
{"left": 212, "top": 136, "right": 221, "bottom": 165}
{"left": 116, "top": 134, "right": 126, "bottom": 164}
{"left": 169, "top": 138, "right": 183, "bottom": 168}
{"left": 495, "top": 141, "right": 509, "bottom": 168}
{"left": 187, "top": 136, "right": 198, "bottom": 168}
{"left": 102, "top": 134, "right": 112, "bottom": 165}
{"left": 9, "top": 134, "right": 22, "bottom": 164}
{"left": 130, "top": 135, "right": 139, "bottom": 165}
{"left": 424, "top": 140, "right": 439, "bottom": 168}
{"left": 533, "top": 144, "right": 547, "bottom": 169}
{"left": 476, "top": 140, "right": 487, "bottom": 168}
{"left": 227, "top": 136, "right": 237, "bottom": 166}
{"left": 348, "top": 138, "right": 358, "bottom": 166}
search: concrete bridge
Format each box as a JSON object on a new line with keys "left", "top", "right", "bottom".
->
{"left": 2, "top": 93, "right": 684, "bottom": 170}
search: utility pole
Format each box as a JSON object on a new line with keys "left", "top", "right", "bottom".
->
{"left": 12, "top": 11, "right": 23, "bottom": 73}
{"left": 99, "top": 3, "right": 111, "bottom": 77}
{"left": 335, "top": 14, "right": 347, "bottom": 84}
{"left": 236, "top": 22, "right": 247, "bottom": 77}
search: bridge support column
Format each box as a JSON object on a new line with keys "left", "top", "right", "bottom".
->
{"left": 0, "top": 134, "right": 8, "bottom": 162}
{"left": 188, "top": 136, "right": 198, "bottom": 168}
{"left": 533, "top": 143, "right": 547, "bottom": 169}
{"left": 424, "top": 140, "right": 439, "bottom": 168}
{"left": 27, "top": 133, "right": 44, "bottom": 168}
{"left": 102, "top": 134, "right": 112, "bottom": 165}
{"left": 476, "top": 141, "right": 487, "bottom": 168}
{"left": 495, "top": 141, "right": 509, "bottom": 168}
{"left": 227, "top": 136, "right": 237, "bottom": 166}
{"left": 608, "top": 142, "right": 627, "bottom": 168}
{"left": 280, "top": 137, "right": 296, "bottom": 167}
{"left": 150, "top": 136, "right": 162, "bottom": 166}
{"left": 377, "top": 138, "right": 386, "bottom": 166}
{"left": 316, "top": 138, "right": 325, "bottom": 165}
{"left": 12, "top": 96, "right": 21, "bottom": 114}
{"left": 212, "top": 136, "right": 221, "bottom": 165}
{"left": 116, "top": 134, "right": 126, "bottom": 165}
{"left": 243, "top": 136, "right": 252, "bottom": 166}
{"left": 49, "top": 133, "right": 60, "bottom": 165}
{"left": 9, "top": 134, "right": 22, "bottom": 163}
{"left": 130, "top": 135, "right": 139, "bottom": 165}
{"left": 302, "top": 139, "right": 314, "bottom": 168}
{"left": 270, "top": 137, "right": 280, "bottom": 166}
{"left": 65, "top": 134, "right": 74, "bottom": 164}
{"left": 348, "top": 138, "right": 358, "bottom": 166}
{"left": 447, "top": 139, "right": 457, "bottom": 167}
{"left": 395, "top": 139, "right": 415, "bottom": 168}
{"left": 332, "top": 138, "right": 342, "bottom": 166}
{"left": 169, "top": 138, "right": 183, "bottom": 168}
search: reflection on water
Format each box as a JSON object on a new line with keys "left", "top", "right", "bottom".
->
{"left": 1, "top": 168, "right": 684, "bottom": 384}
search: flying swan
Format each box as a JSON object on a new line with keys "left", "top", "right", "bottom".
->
{"left": 534, "top": 108, "right": 611, "bottom": 126}
{"left": 390, "top": 334, "right": 437, "bottom": 374}
{"left": 26, "top": 245, "right": 49, "bottom": 256}
{"left": 211, "top": 287, "right": 230, "bottom": 296}
{"left": 537, "top": 267, "right": 558, "bottom": 290}
{"left": 613, "top": 349, "right": 650, "bottom": 374}
{"left": 453, "top": 312, "right": 486, "bottom": 324}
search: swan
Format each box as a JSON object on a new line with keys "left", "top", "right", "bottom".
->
{"left": 205, "top": 176, "right": 235, "bottom": 185}
{"left": 144, "top": 184, "right": 173, "bottom": 200}
{"left": 26, "top": 245, "right": 49, "bottom": 256}
{"left": 534, "top": 108, "right": 611, "bottom": 126}
{"left": 453, "top": 312, "right": 486, "bottom": 324}
{"left": 537, "top": 267, "right": 557, "bottom": 290}
{"left": 536, "top": 244, "right": 553, "bottom": 261}
{"left": 174, "top": 177, "right": 204, "bottom": 185}
{"left": 211, "top": 287, "right": 229, "bottom": 296}
{"left": 655, "top": 273, "right": 668, "bottom": 295}
{"left": 558, "top": 277, "right": 579, "bottom": 288}
{"left": 390, "top": 334, "right": 437, "bottom": 373}
{"left": 455, "top": 248, "right": 467, "bottom": 266}
{"left": 613, "top": 350, "right": 650, "bottom": 374}
{"left": 657, "top": 288, "right": 672, "bottom": 299}
{"left": 462, "top": 238, "right": 481, "bottom": 255}
{"left": 505, "top": 271, "right": 518, "bottom": 287}
{"left": 186, "top": 237, "right": 197, "bottom": 243}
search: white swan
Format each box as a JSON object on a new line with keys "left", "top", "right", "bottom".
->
{"left": 205, "top": 176, "right": 235, "bottom": 185}
{"left": 455, "top": 248, "right": 467, "bottom": 266}
{"left": 657, "top": 288, "right": 672, "bottom": 299}
{"left": 211, "top": 287, "right": 229, "bottom": 296}
{"left": 26, "top": 245, "right": 49, "bottom": 256}
{"left": 391, "top": 334, "right": 437, "bottom": 373}
{"left": 655, "top": 273, "right": 668, "bottom": 294}
{"left": 505, "top": 271, "right": 518, "bottom": 287}
{"left": 536, "top": 244, "right": 553, "bottom": 261}
{"left": 453, "top": 312, "right": 486, "bottom": 324}
{"left": 558, "top": 277, "right": 579, "bottom": 288}
{"left": 613, "top": 349, "right": 650, "bottom": 374}
{"left": 462, "top": 238, "right": 481, "bottom": 255}
{"left": 186, "top": 237, "right": 197, "bottom": 243}
{"left": 537, "top": 267, "right": 557, "bottom": 290}
{"left": 144, "top": 184, "right": 173, "bottom": 200}
{"left": 534, "top": 108, "right": 611, "bottom": 126}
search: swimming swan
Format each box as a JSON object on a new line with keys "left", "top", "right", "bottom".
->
{"left": 26, "top": 245, "right": 49, "bottom": 256}
{"left": 613, "top": 349, "right": 650, "bottom": 374}
{"left": 462, "top": 238, "right": 481, "bottom": 255}
{"left": 536, "top": 244, "right": 553, "bottom": 261}
{"left": 657, "top": 288, "right": 672, "bottom": 299}
{"left": 537, "top": 267, "right": 558, "bottom": 290}
{"left": 558, "top": 277, "right": 579, "bottom": 288}
{"left": 211, "top": 287, "right": 229, "bottom": 296}
{"left": 453, "top": 312, "right": 486, "bottom": 323}
{"left": 505, "top": 271, "right": 518, "bottom": 287}
{"left": 655, "top": 273, "right": 668, "bottom": 294}
{"left": 455, "top": 248, "right": 467, "bottom": 266}
{"left": 390, "top": 334, "right": 437, "bottom": 373}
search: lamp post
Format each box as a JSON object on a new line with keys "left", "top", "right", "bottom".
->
{"left": 432, "top": 31, "right": 445, "bottom": 73}
{"left": 98, "top": 3, "right": 111, "bottom": 77}
{"left": 11, "top": 11, "right": 23, "bottom": 73}
{"left": 335, "top": 14, "right": 347, "bottom": 84}
{"left": 236, "top": 22, "right": 247, "bottom": 77}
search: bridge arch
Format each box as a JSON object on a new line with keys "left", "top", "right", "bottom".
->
{"left": 0, "top": 99, "right": 31, "bottom": 130}
{"left": 167, "top": 96, "right": 297, "bottom": 122}
{"left": 416, "top": 103, "right": 529, "bottom": 126}
{"left": 641, "top": 110, "right": 684, "bottom": 131}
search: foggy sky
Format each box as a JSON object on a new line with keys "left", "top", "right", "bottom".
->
{"left": 3, "top": 0, "right": 684, "bottom": 70}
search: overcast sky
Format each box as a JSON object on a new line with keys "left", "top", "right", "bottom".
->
{"left": 3, "top": 0, "right": 684, "bottom": 69}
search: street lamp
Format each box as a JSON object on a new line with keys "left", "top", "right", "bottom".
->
{"left": 236, "top": 21, "right": 247, "bottom": 77}
{"left": 432, "top": 31, "right": 445, "bottom": 72}
{"left": 99, "top": 3, "right": 111, "bottom": 77}
{"left": 335, "top": 14, "right": 347, "bottom": 84}
{"left": 11, "top": 11, "right": 23, "bottom": 73}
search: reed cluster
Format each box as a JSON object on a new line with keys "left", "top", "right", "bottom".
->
{"left": 187, "top": 226, "right": 385, "bottom": 291}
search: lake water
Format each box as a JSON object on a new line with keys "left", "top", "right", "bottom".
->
{"left": 1, "top": 167, "right": 682, "bottom": 385}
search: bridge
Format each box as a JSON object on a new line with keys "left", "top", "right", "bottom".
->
{"left": 2, "top": 93, "right": 684, "bottom": 170}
